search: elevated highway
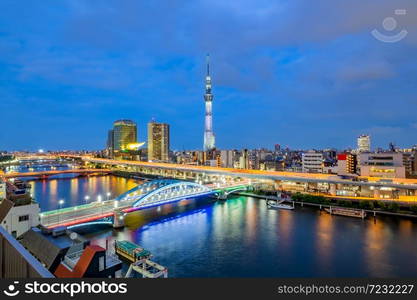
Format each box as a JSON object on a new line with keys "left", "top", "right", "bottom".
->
{"left": 80, "top": 157, "right": 417, "bottom": 190}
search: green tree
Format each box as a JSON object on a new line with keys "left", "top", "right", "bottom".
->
{"left": 359, "top": 200, "right": 374, "bottom": 210}
{"left": 410, "top": 205, "right": 417, "bottom": 214}
{"left": 387, "top": 202, "right": 400, "bottom": 213}
{"left": 376, "top": 201, "right": 387, "bottom": 210}
{"left": 292, "top": 193, "right": 303, "bottom": 202}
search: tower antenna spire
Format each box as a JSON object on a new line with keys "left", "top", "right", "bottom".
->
{"left": 206, "top": 53, "right": 210, "bottom": 76}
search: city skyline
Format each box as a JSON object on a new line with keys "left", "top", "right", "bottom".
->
{"left": 1, "top": 1, "right": 417, "bottom": 151}
{"left": 3, "top": 0, "right": 417, "bottom": 286}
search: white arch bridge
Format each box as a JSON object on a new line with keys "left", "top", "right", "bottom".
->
{"left": 40, "top": 179, "right": 251, "bottom": 228}
{"left": 116, "top": 179, "right": 214, "bottom": 209}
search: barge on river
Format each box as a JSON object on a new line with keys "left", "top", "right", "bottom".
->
{"left": 114, "top": 240, "right": 152, "bottom": 262}
{"left": 324, "top": 207, "right": 366, "bottom": 219}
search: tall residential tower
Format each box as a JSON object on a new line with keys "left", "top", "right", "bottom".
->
{"left": 148, "top": 121, "right": 170, "bottom": 162}
{"left": 203, "top": 54, "right": 216, "bottom": 151}
{"left": 357, "top": 134, "right": 371, "bottom": 152}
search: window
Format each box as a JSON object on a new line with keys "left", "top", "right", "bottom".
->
{"left": 99, "top": 256, "right": 105, "bottom": 271}
{"left": 18, "top": 215, "right": 29, "bottom": 222}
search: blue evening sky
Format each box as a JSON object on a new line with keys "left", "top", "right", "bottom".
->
{"left": 0, "top": 0, "right": 416, "bottom": 151}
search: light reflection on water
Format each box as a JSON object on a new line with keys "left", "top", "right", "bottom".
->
{"left": 27, "top": 175, "right": 140, "bottom": 211}
{"left": 26, "top": 175, "right": 417, "bottom": 277}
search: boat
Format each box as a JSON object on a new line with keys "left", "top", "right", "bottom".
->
{"left": 114, "top": 240, "right": 152, "bottom": 262}
{"left": 266, "top": 200, "right": 294, "bottom": 210}
{"left": 324, "top": 207, "right": 366, "bottom": 219}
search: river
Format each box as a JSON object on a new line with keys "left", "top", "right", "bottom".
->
{"left": 17, "top": 171, "right": 417, "bottom": 277}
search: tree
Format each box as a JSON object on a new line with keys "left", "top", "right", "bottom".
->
{"left": 387, "top": 202, "right": 400, "bottom": 213}
{"left": 292, "top": 193, "right": 303, "bottom": 202}
{"left": 358, "top": 200, "right": 374, "bottom": 210}
{"left": 376, "top": 201, "right": 387, "bottom": 210}
{"left": 410, "top": 205, "right": 417, "bottom": 214}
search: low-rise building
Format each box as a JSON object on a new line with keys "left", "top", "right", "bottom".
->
{"left": 20, "top": 226, "right": 122, "bottom": 278}
{"left": 359, "top": 152, "right": 405, "bottom": 178}
{"left": 1, "top": 200, "right": 40, "bottom": 238}
{"left": 0, "top": 180, "right": 40, "bottom": 238}
{"left": 399, "top": 149, "right": 417, "bottom": 177}
{"left": 337, "top": 153, "right": 357, "bottom": 175}
{"left": 302, "top": 151, "right": 323, "bottom": 173}
{"left": 0, "top": 179, "right": 6, "bottom": 201}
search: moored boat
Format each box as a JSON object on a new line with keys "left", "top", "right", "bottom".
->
{"left": 266, "top": 200, "right": 294, "bottom": 210}
{"left": 114, "top": 240, "right": 152, "bottom": 262}
{"left": 324, "top": 207, "right": 366, "bottom": 219}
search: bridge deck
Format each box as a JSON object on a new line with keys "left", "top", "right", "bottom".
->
{"left": 3, "top": 169, "right": 111, "bottom": 178}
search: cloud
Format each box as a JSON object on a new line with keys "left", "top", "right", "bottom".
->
{"left": 0, "top": 0, "right": 417, "bottom": 149}
{"left": 337, "top": 62, "right": 395, "bottom": 82}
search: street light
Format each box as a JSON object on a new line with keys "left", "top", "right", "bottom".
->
{"left": 97, "top": 195, "right": 102, "bottom": 203}
{"left": 58, "top": 199, "right": 65, "bottom": 225}
{"left": 59, "top": 199, "right": 65, "bottom": 210}
{"left": 106, "top": 192, "right": 111, "bottom": 201}
{"left": 84, "top": 195, "right": 90, "bottom": 205}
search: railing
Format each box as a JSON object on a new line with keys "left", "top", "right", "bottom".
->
{"left": 0, "top": 226, "right": 54, "bottom": 278}
{"left": 64, "top": 249, "right": 84, "bottom": 269}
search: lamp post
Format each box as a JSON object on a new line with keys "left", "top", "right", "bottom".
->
{"left": 97, "top": 195, "right": 103, "bottom": 215}
{"left": 84, "top": 195, "right": 90, "bottom": 205}
{"left": 106, "top": 192, "right": 111, "bottom": 201}
{"left": 58, "top": 199, "right": 64, "bottom": 225}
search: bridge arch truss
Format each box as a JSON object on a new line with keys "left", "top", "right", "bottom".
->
{"left": 115, "top": 179, "right": 213, "bottom": 209}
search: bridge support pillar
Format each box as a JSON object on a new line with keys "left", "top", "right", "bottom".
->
{"left": 113, "top": 208, "right": 125, "bottom": 229}
{"left": 373, "top": 188, "right": 381, "bottom": 199}
{"left": 329, "top": 184, "right": 336, "bottom": 196}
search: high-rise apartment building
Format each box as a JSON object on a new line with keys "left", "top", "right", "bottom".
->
{"left": 106, "top": 129, "right": 114, "bottom": 153}
{"left": 274, "top": 144, "right": 281, "bottom": 152}
{"left": 238, "top": 149, "right": 249, "bottom": 169}
{"left": 357, "top": 134, "right": 371, "bottom": 152}
{"left": 220, "top": 150, "right": 235, "bottom": 168}
{"left": 148, "top": 121, "right": 170, "bottom": 162}
{"left": 112, "top": 120, "right": 137, "bottom": 151}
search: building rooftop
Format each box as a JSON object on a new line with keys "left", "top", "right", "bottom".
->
{"left": 113, "top": 119, "right": 136, "bottom": 125}
{"left": 19, "top": 226, "right": 89, "bottom": 272}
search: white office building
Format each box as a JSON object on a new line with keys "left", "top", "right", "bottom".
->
{"left": 302, "top": 151, "right": 324, "bottom": 173}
